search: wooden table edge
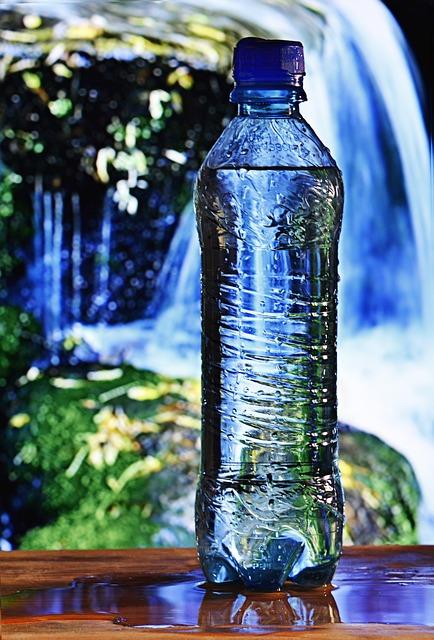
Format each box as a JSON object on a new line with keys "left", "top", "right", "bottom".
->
{"left": 2, "top": 620, "right": 434, "bottom": 639}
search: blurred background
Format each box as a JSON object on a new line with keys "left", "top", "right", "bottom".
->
{"left": 0, "top": 0, "right": 432, "bottom": 551}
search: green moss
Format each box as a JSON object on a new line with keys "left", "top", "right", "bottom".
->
{"left": 339, "top": 427, "right": 421, "bottom": 544}
{"left": 6, "top": 365, "right": 420, "bottom": 549}
{"left": 20, "top": 501, "right": 158, "bottom": 550}
{"left": 7, "top": 366, "right": 200, "bottom": 548}
{"left": 0, "top": 305, "right": 41, "bottom": 387}
{"left": 0, "top": 168, "right": 33, "bottom": 285}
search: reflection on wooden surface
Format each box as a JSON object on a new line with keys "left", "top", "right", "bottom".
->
{"left": 1, "top": 546, "right": 434, "bottom": 638}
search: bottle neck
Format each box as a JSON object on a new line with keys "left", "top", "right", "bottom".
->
{"left": 238, "top": 101, "right": 301, "bottom": 117}
{"left": 231, "top": 80, "right": 306, "bottom": 118}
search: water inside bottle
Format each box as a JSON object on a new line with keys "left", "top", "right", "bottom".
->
{"left": 196, "top": 165, "right": 344, "bottom": 589}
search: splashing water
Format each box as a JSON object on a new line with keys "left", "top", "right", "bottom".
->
{"left": 74, "top": 201, "right": 200, "bottom": 375}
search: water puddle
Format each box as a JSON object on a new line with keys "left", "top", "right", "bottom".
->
{"left": 2, "top": 569, "right": 340, "bottom": 629}
{"left": 3, "top": 562, "right": 434, "bottom": 629}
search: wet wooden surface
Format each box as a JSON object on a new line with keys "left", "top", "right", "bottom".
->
{"left": 1, "top": 546, "right": 434, "bottom": 638}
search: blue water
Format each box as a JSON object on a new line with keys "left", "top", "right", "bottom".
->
{"left": 196, "top": 169, "right": 344, "bottom": 588}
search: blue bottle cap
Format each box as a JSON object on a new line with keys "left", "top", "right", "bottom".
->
{"left": 233, "top": 37, "right": 305, "bottom": 85}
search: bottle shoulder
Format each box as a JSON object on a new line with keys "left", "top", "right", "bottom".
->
{"left": 204, "top": 114, "right": 338, "bottom": 170}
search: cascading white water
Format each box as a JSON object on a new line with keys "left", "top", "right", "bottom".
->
{"left": 32, "top": 186, "right": 115, "bottom": 348}
{"left": 32, "top": 175, "right": 44, "bottom": 320}
{"left": 107, "top": 0, "right": 434, "bottom": 537}
{"left": 71, "top": 192, "right": 82, "bottom": 321}
{"left": 52, "top": 192, "right": 64, "bottom": 345}
{"left": 74, "top": 201, "right": 201, "bottom": 376}
{"left": 93, "top": 189, "right": 113, "bottom": 310}
{"left": 310, "top": 0, "right": 434, "bottom": 543}
{"left": 42, "top": 191, "right": 53, "bottom": 337}
{"left": 34, "top": 185, "right": 64, "bottom": 352}
{"left": 148, "top": 200, "right": 200, "bottom": 318}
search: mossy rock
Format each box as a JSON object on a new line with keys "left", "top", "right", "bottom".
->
{"left": 6, "top": 366, "right": 200, "bottom": 548}
{"left": 6, "top": 367, "right": 420, "bottom": 549}
{"left": 339, "top": 424, "right": 420, "bottom": 544}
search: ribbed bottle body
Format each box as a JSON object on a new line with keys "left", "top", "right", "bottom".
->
{"left": 195, "top": 115, "right": 344, "bottom": 589}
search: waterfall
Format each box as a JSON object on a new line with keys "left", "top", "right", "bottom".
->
{"left": 42, "top": 191, "right": 53, "bottom": 340}
{"left": 32, "top": 175, "right": 43, "bottom": 318}
{"left": 33, "top": 187, "right": 64, "bottom": 353}
{"left": 52, "top": 192, "right": 64, "bottom": 345}
{"left": 24, "top": 0, "right": 433, "bottom": 538}
{"left": 71, "top": 192, "right": 82, "bottom": 321}
{"left": 148, "top": 200, "right": 200, "bottom": 318}
{"left": 73, "top": 201, "right": 201, "bottom": 377}
{"left": 113, "top": 0, "right": 433, "bottom": 537}
{"left": 141, "top": 201, "right": 200, "bottom": 375}
{"left": 32, "top": 187, "right": 115, "bottom": 349}
{"left": 93, "top": 189, "right": 113, "bottom": 310}
{"left": 311, "top": 0, "right": 434, "bottom": 542}
{"left": 327, "top": 0, "right": 432, "bottom": 328}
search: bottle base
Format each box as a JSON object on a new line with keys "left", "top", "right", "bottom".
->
{"left": 289, "top": 561, "right": 337, "bottom": 588}
{"left": 196, "top": 474, "right": 343, "bottom": 591}
{"left": 200, "top": 548, "right": 338, "bottom": 591}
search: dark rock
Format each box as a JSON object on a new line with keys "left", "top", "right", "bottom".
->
{"left": 339, "top": 422, "right": 420, "bottom": 544}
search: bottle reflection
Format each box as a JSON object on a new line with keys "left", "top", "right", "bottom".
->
{"left": 4, "top": 572, "right": 340, "bottom": 630}
{"left": 198, "top": 584, "right": 341, "bottom": 627}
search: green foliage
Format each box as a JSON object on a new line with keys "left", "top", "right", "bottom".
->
{"left": 0, "top": 52, "right": 231, "bottom": 191}
{"left": 340, "top": 428, "right": 421, "bottom": 544}
{"left": 0, "top": 169, "right": 22, "bottom": 219}
{"left": 20, "top": 501, "right": 158, "bottom": 550}
{"left": 6, "top": 362, "right": 420, "bottom": 549}
{"left": 7, "top": 366, "right": 200, "bottom": 549}
{"left": 0, "top": 305, "right": 41, "bottom": 388}
{"left": 0, "top": 168, "right": 30, "bottom": 282}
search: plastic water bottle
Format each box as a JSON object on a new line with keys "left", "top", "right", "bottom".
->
{"left": 194, "top": 37, "right": 344, "bottom": 590}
